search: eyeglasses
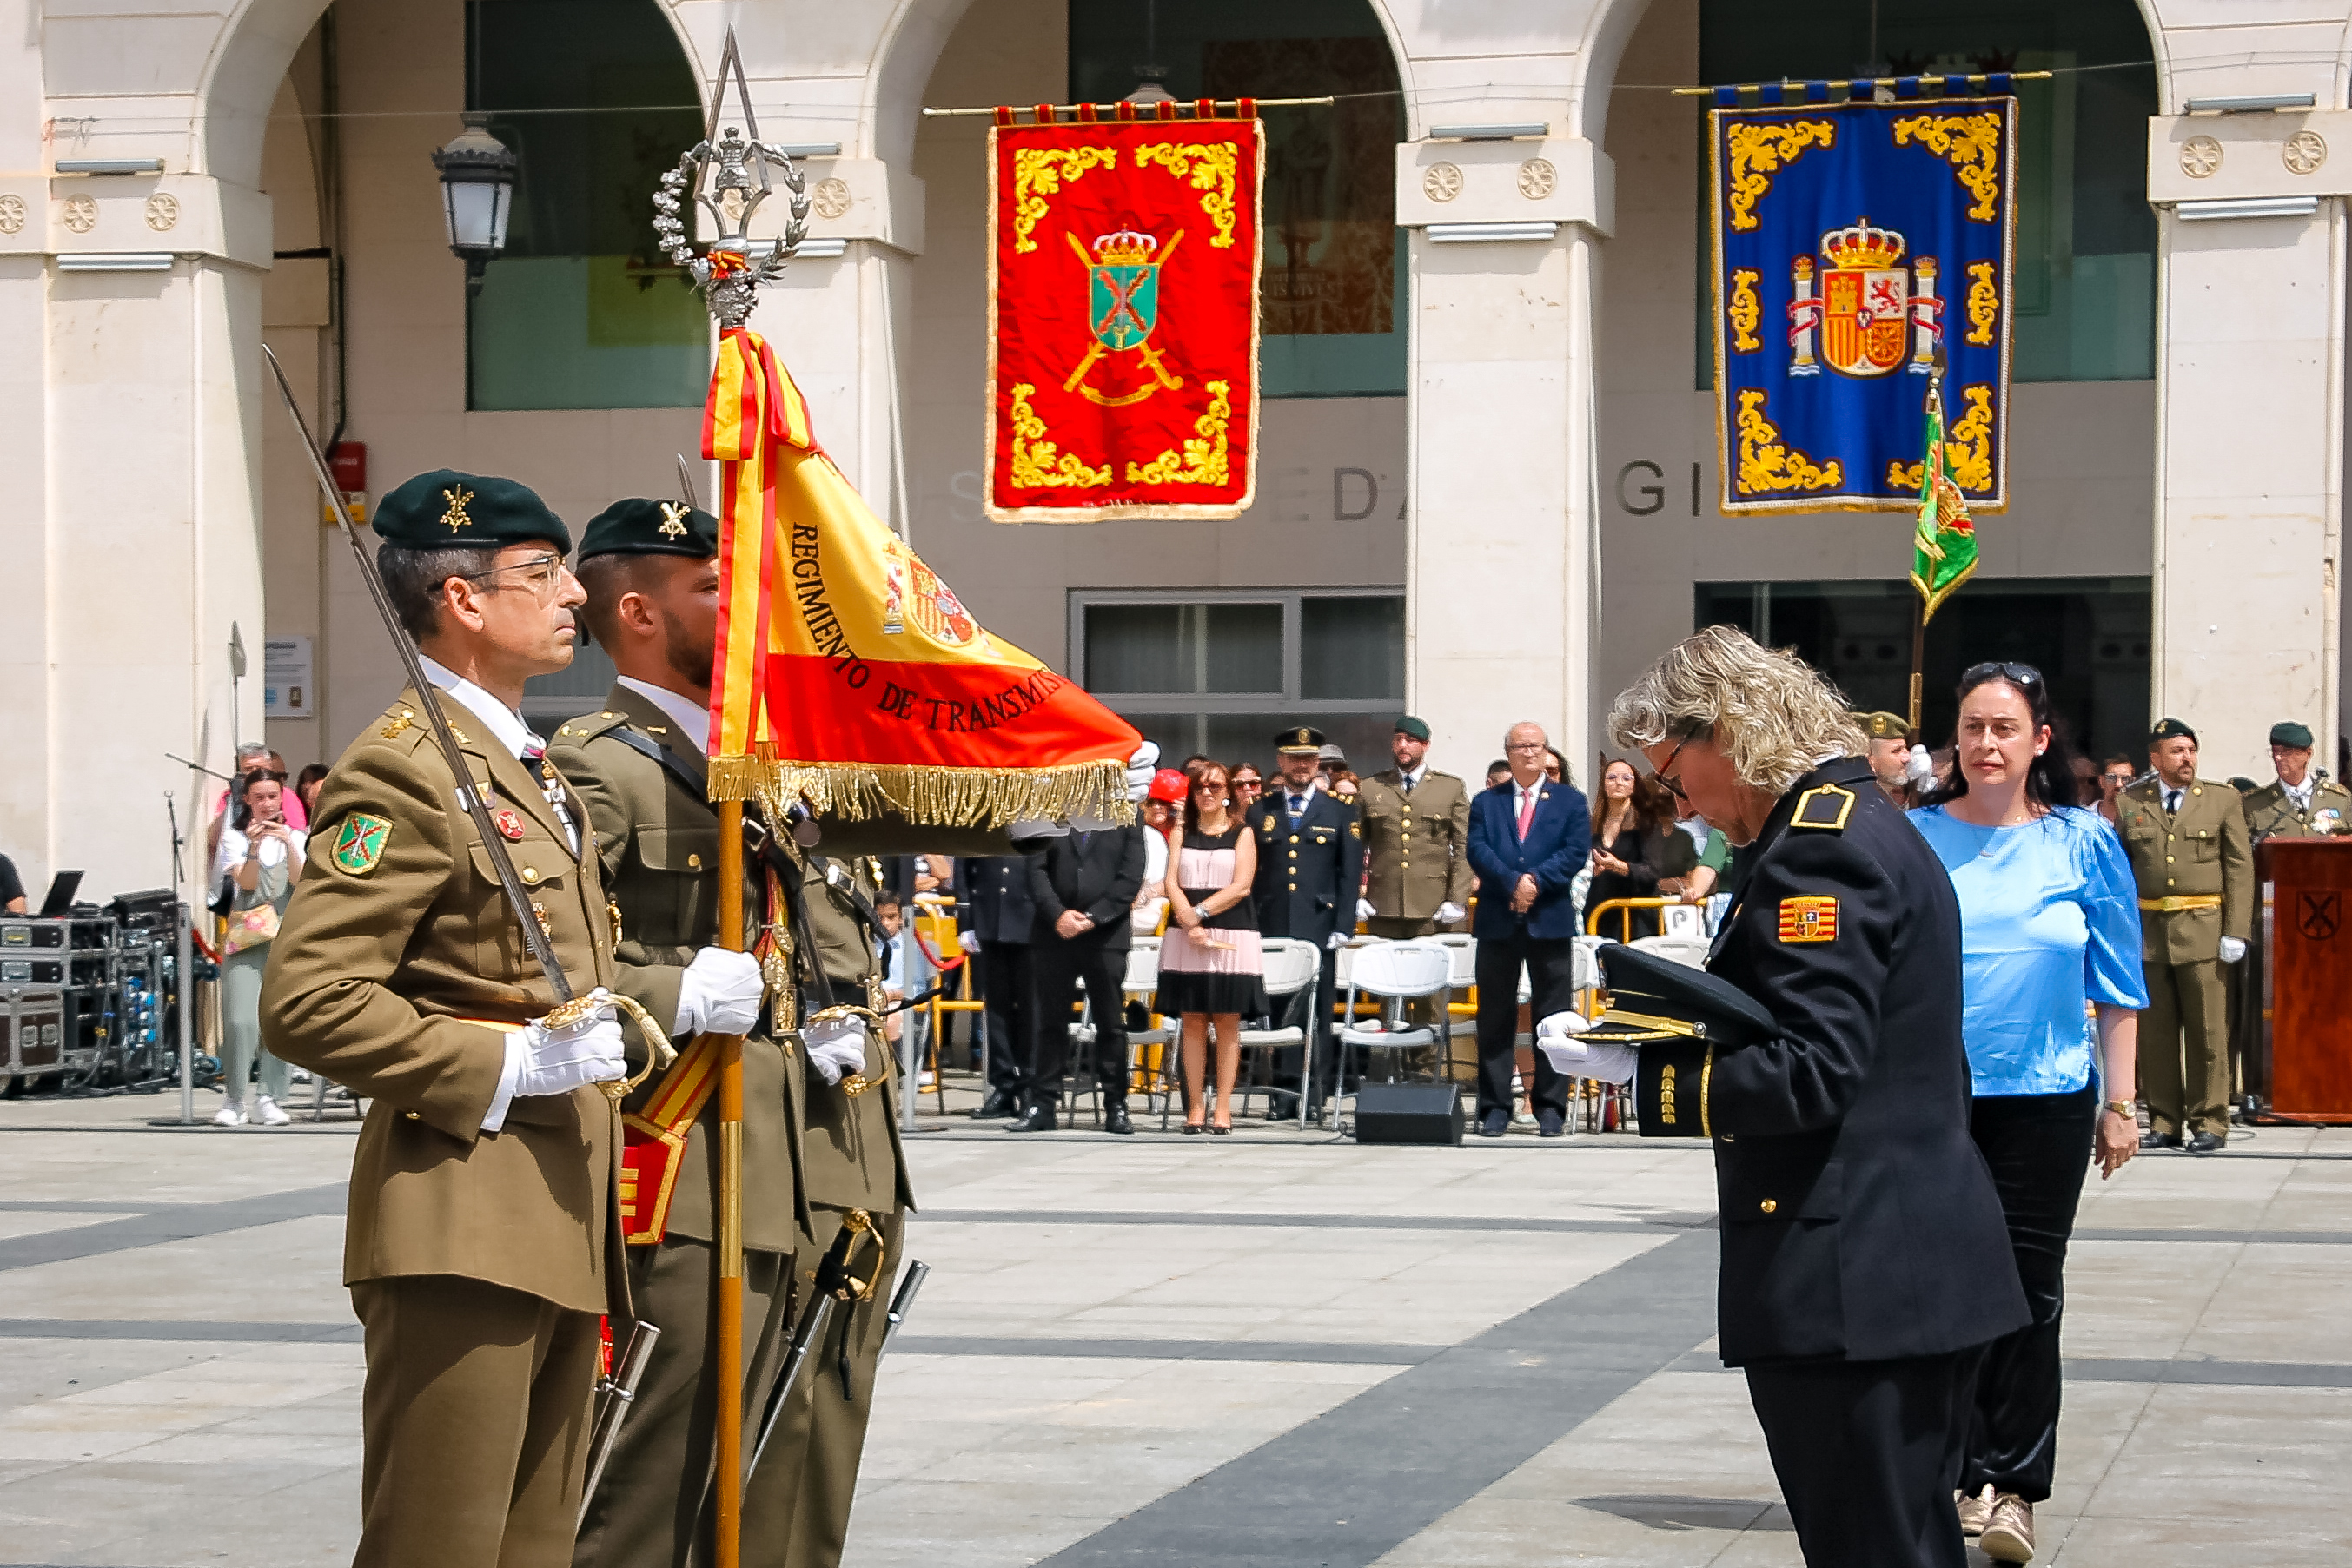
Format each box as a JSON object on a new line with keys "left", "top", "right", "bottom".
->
{"left": 1505, "top": 740, "right": 1547, "bottom": 753}
{"left": 460, "top": 553, "right": 571, "bottom": 602}
{"left": 1961, "top": 659, "right": 2044, "bottom": 691}
{"left": 1653, "top": 729, "right": 1699, "bottom": 802}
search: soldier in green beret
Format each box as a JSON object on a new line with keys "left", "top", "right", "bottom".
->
{"left": 2228, "top": 720, "right": 2352, "bottom": 1109}
{"left": 262, "top": 470, "right": 633, "bottom": 1565}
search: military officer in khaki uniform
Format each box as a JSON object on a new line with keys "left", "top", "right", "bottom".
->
{"left": 557, "top": 500, "right": 803, "bottom": 1568}
{"left": 2117, "top": 718, "right": 2252, "bottom": 1153}
{"left": 2242, "top": 720, "right": 2352, "bottom": 841}
{"left": 262, "top": 471, "right": 629, "bottom": 1568}
{"left": 1856, "top": 711, "right": 1919, "bottom": 804}
{"left": 1353, "top": 715, "right": 1472, "bottom": 1074}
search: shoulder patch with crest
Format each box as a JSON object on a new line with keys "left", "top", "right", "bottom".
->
{"left": 1777, "top": 896, "right": 1839, "bottom": 943}
{"left": 330, "top": 813, "right": 392, "bottom": 875}
{"left": 1789, "top": 782, "right": 1856, "bottom": 831}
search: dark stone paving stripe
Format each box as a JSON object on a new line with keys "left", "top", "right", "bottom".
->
{"left": 0, "top": 1183, "right": 346, "bottom": 1272}
{"left": 895, "top": 1335, "right": 1434, "bottom": 1365}
{"left": 2073, "top": 1227, "right": 2352, "bottom": 1246}
{"left": 921, "top": 1207, "right": 1714, "bottom": 1234}
{"left": 1033, "top": 1229, "right": 1720, "bottom": 1568}
{"left": 0, "top": 1319, "right": 360, "bottom": 1343}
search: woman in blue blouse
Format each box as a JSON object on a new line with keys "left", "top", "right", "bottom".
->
{"left": 1911, "top": 662, "right": 2143, "bottom": 1564}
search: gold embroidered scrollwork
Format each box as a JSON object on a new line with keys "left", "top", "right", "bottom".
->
{"left": 1892, "top": 111, "right": 2004, "bottom": 222}
{"left": 1135, "top": 142, "right": 1240, "bottom": 247}
{"left": 1126, "top": 380, "right": 1233, "bottom": 486}
{"left": 1735, "top": 388, "right": 1843, "bottom": 496}
{"left": 1728, "top": 268, "right": 1762, "bottom": 353}
{"left": 1724, "top": 120, "right": 1837, "bottom": 232}
{"left": 1885, "top": 384, "right": 1996, "bottom": 493}
{"left": 1964, "top": 261, "right": 1998, "bottom": 346}
{"left": 1007, "top": 384, "right": 1111, "bottom": 489}
{"left": 1010, "top": 146, "right": 1117, "bottom": 253}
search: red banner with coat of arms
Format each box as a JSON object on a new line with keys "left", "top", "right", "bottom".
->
{"left": 985, "top": 110, "right": 1263, "bottom": 522}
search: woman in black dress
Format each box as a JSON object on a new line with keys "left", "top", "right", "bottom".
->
{"left": 1159, "top": 761, "right": 1266, "bottom": 1134}
{"left": 1586, "top": 759, "right": 1698, "bottom": 940}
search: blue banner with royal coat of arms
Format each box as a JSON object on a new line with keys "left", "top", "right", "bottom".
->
{"left": 1710, "top": 92, "right": 2017, "bottom": 515}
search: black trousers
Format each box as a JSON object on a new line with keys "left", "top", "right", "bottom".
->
{"left": 1746, "top": 1346, "right": 1984, "bottom": 1568}
{"left": 975, "top": 939, "right": 1031, "bottom": 1093}
{"left": 1962, "top": 1085, "right": 2095, "bottom": 1503}
{"left": 1473, "top": 931, "right": 1577, "bottom": 1118}
{"left": 1025, "top": 937, "right": 1130, "bottom": 1106}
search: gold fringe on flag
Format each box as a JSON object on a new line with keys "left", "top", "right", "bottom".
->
{"left": 707, "top": 756, "right": 1135, "bottom": 829}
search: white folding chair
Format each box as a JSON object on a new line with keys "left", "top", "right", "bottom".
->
{"left": 1627, "top": 933, "right": 1712, "bottom": 970}
{"left": 1120, "top": 939, "right": 1179, "bottom": 1125}
{"left": 1236, "top": 938, "right": 1322, "bottom": 1126}
{"left": 1660, "top": 902, "right": 1706, "bottom": 939}
{"left": 1332, "top": 940, "right": 1454, "bottom": 1134}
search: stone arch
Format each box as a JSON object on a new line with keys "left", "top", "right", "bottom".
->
{"left": 195, "top": 0, "right": 339, "bottom": 187}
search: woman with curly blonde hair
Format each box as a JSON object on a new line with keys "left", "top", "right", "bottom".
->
{"left": 1545, "top": 625, "right": 2028, "bottom": 1568}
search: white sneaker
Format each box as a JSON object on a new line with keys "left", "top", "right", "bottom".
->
{"left": 211, "top": 1102, "right": 248, "bottom": 1127}
{"left": 254, "top": 1095, "right": 292, "bottom": 1127}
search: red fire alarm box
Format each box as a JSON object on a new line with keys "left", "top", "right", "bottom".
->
{"left": 328, "top": 442, "right": 366, "bottom": 493}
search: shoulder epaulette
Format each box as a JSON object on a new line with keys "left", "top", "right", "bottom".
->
{"left": 373, "top": 704, "right": 446, "bottom": 751}
{"left": 1789, "top": 781, "right": 1857, "bottom": 831}
{"left": 551, "top": 708, "right": 630, "bottom": 745}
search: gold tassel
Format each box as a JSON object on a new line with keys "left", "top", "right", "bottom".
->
{"left": 706, "top": 756, "right": 1133, "bottom": 828}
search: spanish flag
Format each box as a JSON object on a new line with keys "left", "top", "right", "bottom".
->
{"left": 704, "top": 323, "right": 1139, "bottom": 823}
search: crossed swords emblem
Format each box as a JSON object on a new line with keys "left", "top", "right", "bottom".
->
{"left": 1062, "top": 229, "right": 1185, "bottom": 405}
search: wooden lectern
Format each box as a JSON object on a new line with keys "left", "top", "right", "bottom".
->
{"left": 2258, "top": 837, "right": 2352, "bottom": 1121}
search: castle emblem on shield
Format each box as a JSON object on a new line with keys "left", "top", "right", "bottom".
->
{"left": 1786, "top": 217, "right": 1943, "bottom": 378}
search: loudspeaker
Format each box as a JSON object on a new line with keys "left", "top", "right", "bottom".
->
{"left": 1353, "top": 1082, "right": 1464, "bottom": 1146}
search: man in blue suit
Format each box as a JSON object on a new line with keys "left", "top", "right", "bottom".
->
{"left": 1466, "top": 721, "right": 1592, "bottom": 1136}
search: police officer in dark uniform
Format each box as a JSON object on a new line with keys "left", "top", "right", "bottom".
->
{"left": 1552, "top": 627, "right": 2028, "bottom": 1568}
{"left": 957, "top": 853, "right": 1039, "bottom": 1118}
{"left": 1251, "top": 727, "right": 1365, "bottom": 1121}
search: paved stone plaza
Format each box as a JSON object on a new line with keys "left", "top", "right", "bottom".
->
{"left": 0, "top": 1092, "right": 2346, "bottom": 1566}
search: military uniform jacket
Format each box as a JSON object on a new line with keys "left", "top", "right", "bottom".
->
{"left": 545, "top": 684, "right": 807, "bottom": 1254}
{"left": 1358, "top": 770, "right": 1473, "bottom": 920}
{"left": 958, "top": 854, "right": 1040, "bottom": 945}
{"left": 262, "top": 689, "right": 625, "bottom": 1317}
{"left": 2242, "top": 777, "right": 2352, "bottom": 842}
{"left": 797, "top": 854, "right": 917, "bottom": 1216}
{"left": 2117, "top": 777, "right": 2253, "bottom": 964}
{"left": 1251, "top": 787, "right": 1365, "bottom": 941}
{"left": 1643, "top": 758, "right": 2028, "bottom": 1366}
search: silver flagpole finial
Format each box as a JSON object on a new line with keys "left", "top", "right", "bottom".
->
{"left": 651, "top": 26, "right": 810, "bottom": 328}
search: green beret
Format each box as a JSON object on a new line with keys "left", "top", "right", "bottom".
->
{"left": 1857, "top": 711, "right": 1911, "bottom": 741}
{"left": 579, "top": 498, "right": 719, "bottom": 562}
{"left": 2270, "top": 721, "right": 2316, "bottom": 749}
{"left": 2150, "top": 717, "right": 2196, "bottom": 744}
{"left": 1394, "top": 715, "right": 1431, "bottom": 742}
{"left": 374, "top": 469, "right": 569, "bottom": 553}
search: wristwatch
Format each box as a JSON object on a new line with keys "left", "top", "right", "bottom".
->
{"left": 2104, "top": 1100, "right": 2134, "bottom": 1116}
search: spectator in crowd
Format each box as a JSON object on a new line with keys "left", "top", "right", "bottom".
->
{"left": 1160, "top": 761, "right": 1265, "bottom": 1134}
{"left": 873, "top": 891, "right": 906, "bottom": 1047}
{"left": 957, "top": 853, "right": 1039, "bottom": 1120}
{"left": 1010, "top": 816, "right": 1146, "bottom": 1134}
{"left": 1909, "top": 662, "right": 2143, "bottom": 1562}
{"left": 2095, "top": 755, "right": 2135, "bottom": 827}
{"left": 294, "top": 763, "right": 329, "bottom": 824}
{"left": 0, "top": 851, "right": 22, "bottom": 914}
{"left": 1317, "top": 743, "right": 1347, "bottom": 786}
{"left": 1231, "top": 764, "right": 1264, "bottom": 813}
{"left": 1132, "top": 771, "right": 1189, "bottom": 933}
{"left": 1677, "top": 817, "right": 1733, "bottom": 907}
{"left": 1543, "top": 745, "right": 1571, "bottom": 786}
{"left": 1485, "top": 758, "right": 1511, "bottom": 789}
{"left": 2069, "top": 753, "right": 2100, "bottom": 808}
{"left": 213, "top": 768, "right": 304, "bottom": 1127}
{"left": 1858, "top": 711, "right": 1918, "bottom": 804}
{"left": 1329, "top": 769, "right": 1362, "bottom": 804}
{"left": 1585, "top": 759, "right": 1697, "bottom": 941}
{"left": 1249, "top": 728, "right": 1364, "bottom": 1122}
{"left": 1465, "top": 722, "right": 1591, "bottom": 1137}
{"left": 206, "top": 742, "right": 275, "bottom": 869}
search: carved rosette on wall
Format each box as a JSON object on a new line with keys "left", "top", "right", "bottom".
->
{"left": 1516, "top": 158, "right": 1556, "bottom": 200}
{"left": 2180, "top": 136, "right": 2223, "bottom": 180}
{"left": 0, "top": 195, "right": 24, "bottom": 235}
{"left": 144, "top": 193, "right": 180, "bottom": 232}
{"left": 62, "top": 194, "right": 97, "bottom": 234}
{"left": 1421, "top": 162, "right": 1462, "bottom": 203}
{"left": 811, "top": 177, "right": 852, "bottom": 219}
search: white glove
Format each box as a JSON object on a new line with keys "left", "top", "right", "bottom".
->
{"left": 1356, "top": 897, "right": 1378, "bottom": 922}
{"left": 1905, "top": 744, "right": 1935, "bottom": 790}
{"left": 958, "top": 930, "right": 982, "bottom": 955}
{"left": 805, "top": 1016, "right": 871, "bottom": 1087}
{"left": 673, "top": 947, "right": 765, "bottom": 1038}
{"left": 1326, "top": 930, "right": 1348, "bottom": 950}
{"left": 1123, "top": 741, "right": 1161, "bottom": 803}
{"left": 486, "top": 989, "right": 626, "bottom": 1130}
{"left": 1437, "top": 901, "right": 1468, "bottom": 926}
{"left": 2220, "top": 936, "right": 2248, "bottom": 964}
{"left": 1534, "top": 1010, "right": 1638, "bottom": 1083}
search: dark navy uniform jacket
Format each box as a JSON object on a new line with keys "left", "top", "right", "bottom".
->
{"left": 1251, "top": 785, "right": 1365, "bottom": 943}
{"left": 1644, "top": 757, "right": 2028, "bottom": 1366}
{"left": 958, "top": 855, "right": 1039, "bottom": 946}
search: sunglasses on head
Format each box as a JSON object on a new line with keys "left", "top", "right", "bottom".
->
{"left": 1961, "top": 660, "right": 2044, "bottom": 691}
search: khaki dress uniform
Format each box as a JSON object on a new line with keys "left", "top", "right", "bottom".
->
{"left": 1356, "top": 768, "right": 1473, "bottom": 1072}
{"left": 2117, "top": 777, "right": 2252, "bottom": 1141}
{"left": 262, "top": 689, "right": 626, "bottom": 1568}
{"left": 2229, "top": 773, "right": 2352, "bottom": 1102}
{"left": 557, "top": 685, "right": 813, "bottom": 1568}
{"left": 759, "top": 851, "right": 915, "bottom": 1568}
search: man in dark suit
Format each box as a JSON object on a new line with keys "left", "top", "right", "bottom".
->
{"left": 1464, "top": 721, "right": 1592, "bottom": 1137}
{"left": 1251, "top": 726, "right": 1366, "bottom": 1121}
{"left": 1550, "top": 625, "right": 2029, "bottom": 1568}
{"left": 1010, "top": 824, "right": 1145, "bottom": 1133}
{"left": 957, "top": 854, "right": 1038, "bottom": 1119}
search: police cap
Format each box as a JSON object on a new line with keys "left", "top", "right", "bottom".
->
{"left": 1583, "top": 943, "right": 1776, "bottom": 1051}
{"left": 2150, "top": 717, "right": 2196, "bottom": 744}
{"left": 2271, "top": 720, "right": 2316, "bottom": 749}
{"left": 374, "top": 469, "right": 570, "bottom": 552}
{"left": 579, "top": 498, "right": 719, "bottom": 562}
{"left": 1274, "top": 726, "right": 1326, "bottom": 754}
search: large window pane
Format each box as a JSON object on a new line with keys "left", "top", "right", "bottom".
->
{"left": 1299, "top": 595, "right": 1404, "bottom": 700}
{"left": 1084, "top": 602, "right": 1283, "bottom": 694}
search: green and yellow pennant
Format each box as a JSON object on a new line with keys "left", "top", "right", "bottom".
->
{"left": 1909, "top": 384, "right": 1978, "bottom": 622}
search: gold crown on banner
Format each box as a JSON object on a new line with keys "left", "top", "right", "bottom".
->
{"left": 1819, "top": 216, "right": 1906, "bottom": 270}
{"left": 1092, "top": 228, "right": 1160, "bottom": 265}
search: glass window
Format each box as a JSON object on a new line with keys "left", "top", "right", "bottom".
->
{"left": 1697, "top": 0, "right": 2157, "bottom": 385}
{"left": 1067, "top": 1, "right": 1406, "bottom": 398}
{"left": 467, "top": 0, "right": 709, "bottom": 410}
{"left": 1693, "top": 576, "right": 2151, "bottom": 761}
{"left": 1085, "top": 603, "right": 1283, "bottom": 694}
{"left": 1300, "top": 595, "right": 1403, "bottom": 700}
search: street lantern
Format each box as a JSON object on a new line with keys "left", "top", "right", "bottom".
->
{"left": 431, "top": 111, "right": 517, "bottom": 292}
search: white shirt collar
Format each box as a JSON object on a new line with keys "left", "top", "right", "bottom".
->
{"left": 417, "top": 654, "right": 542, "bottom": 761}
{"left": 1516, "top": 778, "right": 1543, "bottom": 801}
{"left": 2285, "top": 775, "right": 2316, "bottom": 808}
{"left": 1400, "top": 763, "right": 1427, "bottom": 790}
{"left": 617, "top": 677, "right": 712, "bottom": 756}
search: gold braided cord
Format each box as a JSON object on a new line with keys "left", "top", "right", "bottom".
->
{"left": 706, "top": 755, "right": 1135, "bottom": 828}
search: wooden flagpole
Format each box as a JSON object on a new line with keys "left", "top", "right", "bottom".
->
{"left": 713, "top": 801, "right": 745, "bottom": 1567}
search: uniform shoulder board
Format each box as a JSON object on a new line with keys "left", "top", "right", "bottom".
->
{"left": 373, "top": 704, "right": 437, "bottom": 751}
{"left": 551, "top": 709, "right": 630, "bottom": 745}
{"left": 1789, "top": 781, "right": 1856, "bottom": 831}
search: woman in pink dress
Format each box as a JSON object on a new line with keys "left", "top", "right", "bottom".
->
{"left": 1159, "top": 761, "right": 1267, "bottom": 1134}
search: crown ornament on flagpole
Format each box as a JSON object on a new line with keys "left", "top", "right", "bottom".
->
{"left": 652, "top": 26, "right": 811, "bottom": 328}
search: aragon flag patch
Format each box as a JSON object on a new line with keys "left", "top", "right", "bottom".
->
{"left": 331, "top": 813, "right": 392, "bottom": 875}
{"left": 1777, "top": 896, "right": 1839, "bottom": 943}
